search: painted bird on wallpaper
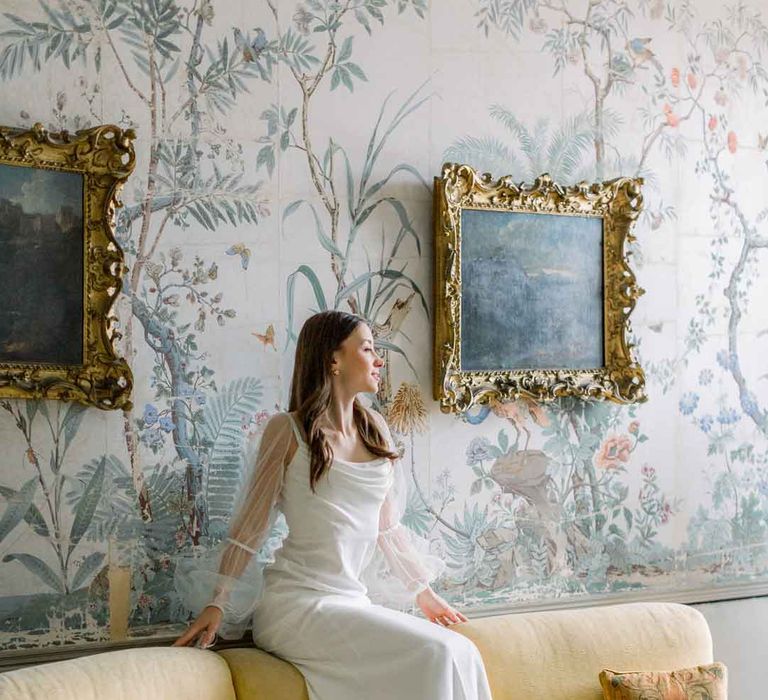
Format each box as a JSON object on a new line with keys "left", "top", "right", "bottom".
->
{"left": 489, "top": 449, "right": 572, "bottom": 574}
{"left": 626, "top": 37, "right": 662, "bottom": 71}
{"left": 234, "top": 27, "right": 267, "bottom": 62}
{"left": 253, "top": 324, "right": 276, "bottom": 351}
{"left": 226, "top": 243, "right": 251, "bottom": 270}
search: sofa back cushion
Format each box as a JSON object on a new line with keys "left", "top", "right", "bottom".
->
{"left": 452, "top": 602, "right": 713, "bottom": 700}
{"left": 0, "top": 647, "right": 236, "bottom": 700}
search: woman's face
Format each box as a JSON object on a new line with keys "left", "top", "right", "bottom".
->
{"left": 332, "top": 323, "right": 384, "bottom": 393}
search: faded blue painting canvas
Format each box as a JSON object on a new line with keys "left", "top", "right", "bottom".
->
{"left": 460, "top": 209, "right": 604, "bottom": 371}
{"left": 0, "top": 164, "right": 83, "bottom": 365}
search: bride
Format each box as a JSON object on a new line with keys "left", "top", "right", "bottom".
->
{"left": 174, "top": 310, "right": 492, "bottom": 700}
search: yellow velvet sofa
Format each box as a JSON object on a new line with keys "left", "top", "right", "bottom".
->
{"left": 0, "top": 601, "right": 713, "bottom": 700}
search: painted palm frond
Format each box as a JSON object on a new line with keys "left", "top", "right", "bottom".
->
{"left": 200, "top": 377, "right": 264, "bottom": 523}
{"left": 545, "top": 112, "right": 594, "bottom": 182}
{"left": 489, "top": 105, "right": 541, "bottom": 178}
{"left": 443, "top": 136, "right": 523, "bottom": 178}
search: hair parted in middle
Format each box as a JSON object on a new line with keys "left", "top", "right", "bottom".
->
{"left": 289, "top": 310, "right": 399, "bottom": 492}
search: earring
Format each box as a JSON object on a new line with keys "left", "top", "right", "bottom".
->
{"left": 332, "top": 368, "right": 340, "bottom": 376}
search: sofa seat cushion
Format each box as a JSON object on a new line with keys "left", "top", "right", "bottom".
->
{"left": 218, "top": 647, "right": 308, "bottom": 700}
{"left": 0, "top": 647, "right": 235, "bottom": 700}
{"left": 452, "top": 602, "right": 713, "bottom": 700}
{"left": 217, "top": 647, "right": 309, "bottom": 700}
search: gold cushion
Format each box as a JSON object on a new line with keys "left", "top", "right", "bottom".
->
{"left": 599, "top": 662, "right": 727, "bottom": 699}
{"left": 218, "top": 648, "right": 309, "bottom": 700}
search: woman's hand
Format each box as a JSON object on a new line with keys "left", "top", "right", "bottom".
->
{"left": 416, "top": 587, "right": 468, "bottom": 627}
{"left": 173, "top": 605, "right": 223, "bottom": 648}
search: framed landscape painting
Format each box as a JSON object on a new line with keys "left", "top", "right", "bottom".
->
{"left": 0, "top": 123, "right": 135, "bottom": 410}
{"left": 433, "top": 163, "right": 646, "bottom": 413}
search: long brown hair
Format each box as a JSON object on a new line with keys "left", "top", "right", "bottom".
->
{"left": 288, "top": 310, "right": 398, "bottom": 492}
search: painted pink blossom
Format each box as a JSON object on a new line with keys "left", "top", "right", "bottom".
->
{"left": 714, "top": 87, "right": 728, "bottom": 106}
{"left": 670, "top": 67, "right": 680, "bottom": 87}
{"left": 628, "top": 420, "right": 640, "bottom": 435}
{"left": 687, "top": 72, "right": 698, "bottom": 90}
{"left": 727, "top": 131, "right": 738, "bottom": 153}
{"left": 663, "top": 103, "right": 680, "bottom": 127}
{"left": 708, "top": 115, "right": 718, "bottom": 131}
{"left": 596, "top": 435, "right": 632, "bottom": 470}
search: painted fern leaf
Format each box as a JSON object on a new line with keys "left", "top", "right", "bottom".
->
{"left": 200, "top": 377, "right": 264, "bottom": 522}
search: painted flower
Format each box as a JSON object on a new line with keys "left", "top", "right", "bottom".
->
{"left": 715, "top": 47, "right": 730, "bottom": 64}
{"left": 714, "top": 87, "right": 728, "bottom": 106}
{"left": 254, "top": 409, "right": 271, "bottom": 427}
{"left": 388, "top": 382, "right": 428, "bottom": 435}
{"left": 679, "top": 392, "right": 699, "bottom": 415}
{"left": 686, "top": 72, "right": 698, "bottom": 90}
{"left": 143, "top": 403, "right": 158, "bottom": 426}
{"left": 641, "top": 464, "right": 656, "bottom": 477}
{"left": 628, "top": 420, "right": 640, "bottom": 435}
{"left": 660, "top": 501, "right": 672, "bottom": 524}
{"left": 663, "top": 103, "right": 679, "bottom": 127}
{"left": 698, "top": 369, "right": 713, "bottom": 386}
{"left": 708, "top": 115, "right": 718, "bottom": 131}
{"left": 466, "top": 437, "right": 494, "bottom": 466}
{"left": 698, "top": 414, "right": 714, "bottom": 433}
{"left": 727, "top": 131, "right": 738, "bottom": 153}
{"left": 717, "top": 408, "right": 741, "bottom": 425}
{"left": 595, "top": 435, "right": 632, "bottom": 470}
{"left": 158, "top": 416, "right": 175, "bottom": 433}
{"left": 293, "top": 6, "right": 312, "bottom": 34}
{"left": 716, "top": 349, "right": 731, "bottom": 369}
{"left": 670, "top": 67, "right": 680, "bottom": 87}
{"left": 743, "top": 393, "right": 759, "bottom": 415}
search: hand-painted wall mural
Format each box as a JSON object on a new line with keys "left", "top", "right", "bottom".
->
{"left": 0, "top": 0, "right": 766, "bottom": 651}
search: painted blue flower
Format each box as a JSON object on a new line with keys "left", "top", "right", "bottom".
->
{"left": 466, "top": 437, "right": 493, "bottom": 465}
{"left": 698, "top": 369, "right": 713, "bottom": 386}
{"left": 717, "top": 408, "right": 741, "bottom": 425}
{"left": 716, "top": 350, "right": 736, "bottom": 370}
{"left": 679, "top": 392, "right": 699, "bottom": 415}
{"left": 158, "top": 416, "right": 175, "bottom": 433}
{"left": 698, "top": 415, "right": 713, "bottom": 433}
{"left": 193, "top": 390, "right": 207, "bottom": 406}
{"left": 743, "top": 392, "right": 759, "bottom": 415}
{"left": 143, "top": 403, "right": 158, "bottom": 426}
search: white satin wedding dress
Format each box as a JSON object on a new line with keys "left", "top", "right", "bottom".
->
{"left": 176, "top": 410, "right": 492, "bottom": 700}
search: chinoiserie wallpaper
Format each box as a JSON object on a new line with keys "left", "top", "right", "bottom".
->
{"left": 0, "top": 0, "right": 766, "bottom": 651}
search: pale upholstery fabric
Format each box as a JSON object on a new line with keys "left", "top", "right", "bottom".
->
{"left": 0, "top": 602, "right": 714, "bottom": 700}
{"left": 0, "top": 647, "right": 235, "bottom": 700}
{"left": 452, "top": 602, "right": 713, "bottom": 700}
{"left": 218, "top": 648, "right": 309, "bottom": 700}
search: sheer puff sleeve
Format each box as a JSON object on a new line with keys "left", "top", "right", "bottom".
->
{"left": 360, "top": 410, "right": 445, "bottom": 608}
{"left": 174, "top": 413, "right": 295, "bottom": 639}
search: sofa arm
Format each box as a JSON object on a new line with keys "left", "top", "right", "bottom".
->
{"left": 452, "top": 601, "right": 713, "bottom": 700}
{"left": 0, "top": 647, "right": 236, "bottom": 700}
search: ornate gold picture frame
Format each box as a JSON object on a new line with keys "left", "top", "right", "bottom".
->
{"left": 433, "top": 163, "right": 646, "bottom": 413}
{"left": 0, "top": 123, "right": 135, "bottom": 410}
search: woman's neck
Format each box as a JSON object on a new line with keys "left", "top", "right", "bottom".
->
{"left": 324, "top": 398, "right": 356, "bottom": 439}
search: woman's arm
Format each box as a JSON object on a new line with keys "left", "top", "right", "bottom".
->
{"left": 174, "top": 413, "right": 295, "bottom": 646}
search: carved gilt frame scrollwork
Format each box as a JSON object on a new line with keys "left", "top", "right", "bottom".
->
{"left": 0, "top": 123, "right": 135, "bottom": 410}
{"left": 433, "top": 162, "right": 646, "bottom": 414}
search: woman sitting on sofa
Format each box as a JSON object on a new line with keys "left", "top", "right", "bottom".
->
{"left": 174, "top": 310, "right": 492, "bottom": 700}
